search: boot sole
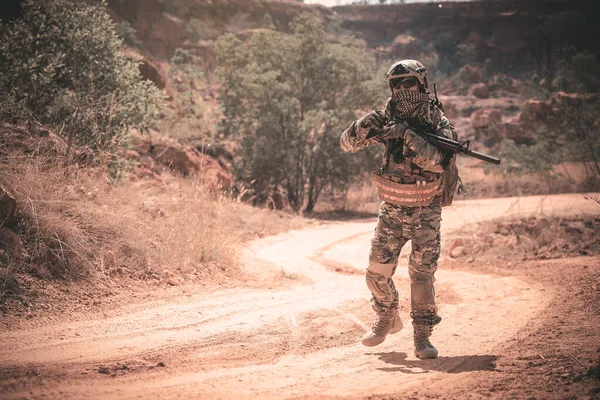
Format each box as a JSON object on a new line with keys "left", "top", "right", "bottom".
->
{"left": 414, "top": 350, "right": 438, "bottom": 359}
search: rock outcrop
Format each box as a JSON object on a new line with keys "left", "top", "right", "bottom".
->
{"left": 106, "top": 0, "right": 332, "bottom": 60}
{"left": 130, "top": 134, "right": 232, "bottom": 191}
{"left": 0, "top": 186, "right": 27, "bottom": 264}
{"left": 470, "top": 108, "right": 502, "bottom": 129}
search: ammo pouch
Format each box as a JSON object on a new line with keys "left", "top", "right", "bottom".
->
{"left": 372, "top": 171, "right": 442, "bottom": 207}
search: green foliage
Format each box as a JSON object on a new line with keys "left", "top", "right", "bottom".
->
{"left": 499, "top": 99, "right": 600, "bottom": 177}
{"left": 432, "top": 35, "right": 459, "bottom": 75}
{"left": 482, "top": 58, "right": 494, "bottom": 80}
{"left": 572, "top": 50, "right": 599, "bottom": 91}
{"left": 262, "top": 13, "right": 275, "bottom": 30}
{"left": 457, "top": 68, "right": 471, "bottom": 83}
{"left": 456, "top": 43, "right": 477, "bottom": 65}
{"left": 497, "top": 139, "right": 553, "bottom": 174}
{"left": 0, "top": 0, "right": 162, "bottom": 154}
{"left": 216, "top": 14, "right": 381, "bottom": 212}
{"left": 163, "top": 48, "right": 208, "bottom": 142}
{"left": 116, "top": 20, "right": 142, "bottom": 47}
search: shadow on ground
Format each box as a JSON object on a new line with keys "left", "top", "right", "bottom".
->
{"left": 306, "top": 209, "right": 377, "bottom": 221}
{"left": 368, "top": 351, "right": 498, "bottom": 374}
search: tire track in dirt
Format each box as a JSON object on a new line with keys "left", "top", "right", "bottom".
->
{"left": 0, "top": 194, "right": 598, "bottom": 399}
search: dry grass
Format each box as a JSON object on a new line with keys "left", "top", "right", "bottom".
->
{"left": 461, "top": 162, "right": 600, "bottom": 199}
{"left": 0, "top": 146, "right": 306, "bottom": 304}
{"left": 312, "top": 180, "right": 380, "bottom": 219}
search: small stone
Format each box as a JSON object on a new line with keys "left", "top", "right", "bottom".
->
{"left": 450, "top": 246, "right": 465, "bottom": 258}
{"left": 470, "top": 83, "right": 489, "bottom": 99}
{"left": 157, "top": 362, "right": 166, "bottom": 367}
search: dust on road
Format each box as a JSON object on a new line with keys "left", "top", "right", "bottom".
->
{"left": 0, "top": 193, "right": 598, "bottom": 399}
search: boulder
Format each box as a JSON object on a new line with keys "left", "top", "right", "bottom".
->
{"left": 469, "top": 83, "right": 489, "bottom": 99}
{"left": 0, "top": 186, "right": 26, "bottom": 263}
{"left": 0, "top": 186, "right": 17, "bottom": 228}
{"left": 133, "top": 135, "right": 231, "bottom": 190}
{"left": 501, "top": 122, "right": 535, "bottom": 145}
{"left": 518, "top": 99, "right": 552, "bottom": 124}
{"left": 0, "top": 228, "right": 27, "bottom": 263}
{"left": 470, "top": 108, "right": 502, "bottom": 129}
{"left": 450, "top": 246, "right": 465, "bottom": 258}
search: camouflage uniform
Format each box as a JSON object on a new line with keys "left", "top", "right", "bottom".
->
{"left": 340, "top": 60, "right": 456, "bottom": 357}
{"left": 341, "top": 103, "right": 453, "bottom": 327}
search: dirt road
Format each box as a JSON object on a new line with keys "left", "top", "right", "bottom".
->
{"left": 1, "top": 193, "right": 598, "bottom": 399}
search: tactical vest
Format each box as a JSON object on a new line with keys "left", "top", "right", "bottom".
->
{"left": 372, "top": 103, "right": 450, "bottom": 208}
{"left": 372, "top": 149, "right": 443, "bottom": 208}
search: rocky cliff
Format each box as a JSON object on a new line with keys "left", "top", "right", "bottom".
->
{"left": 106, "top": 0, "right": 332, "bottom": 62}
{"left": 103, "top": 0, "right": 598, "bottom": 77}
{"left": 333, "top": 0, "right": 598, "bottom": 77}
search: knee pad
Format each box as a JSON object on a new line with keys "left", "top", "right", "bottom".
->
{"left": 411, "top": 280, "right": 436, "bottom": 308}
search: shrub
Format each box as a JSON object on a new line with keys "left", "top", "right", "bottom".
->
{"left": 572, "top": 49, "right": 598, "bottom": 91}
{"left": 482, "top": 58, "right": 494, "bottom": 80}
{"left": 0, "top": 0, "right": 162, "bottom": 155}
{"left": 497, "top": 139, "right": 553, "bottom": 175}
{"left": 116, "top": 20, "right": 142, "bottom": 47}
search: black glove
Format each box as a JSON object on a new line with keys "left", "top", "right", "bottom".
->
{"left": 359, "top": 110, "right": 386, "bottom": 139}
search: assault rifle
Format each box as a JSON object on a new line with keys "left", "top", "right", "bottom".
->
{"left": 367, "top": 83, "right": 501, "bottom": 165}
{"left": 419, "top": 131, "right": 501, "bottom": 165}
{"left": 370, "top": 118, "right": 502, "bottom": 165}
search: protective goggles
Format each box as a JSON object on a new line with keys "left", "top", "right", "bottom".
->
{"left": 390, "top": 77, "right": 419, "bottom": 90}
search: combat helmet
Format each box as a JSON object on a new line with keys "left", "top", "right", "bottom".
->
{"left": 385, "top": 59, "right": 429, "bottom": 92}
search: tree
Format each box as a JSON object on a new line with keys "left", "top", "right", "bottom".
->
{"left": 216, "top": 14, "right": 381, "bottom": 212}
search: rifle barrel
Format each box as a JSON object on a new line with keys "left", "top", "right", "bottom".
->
{"left": 424, "top": 132, "right": 501, "bottom": 165}
{"left": 468, "top": 149, "right": 501, "bottom": 165}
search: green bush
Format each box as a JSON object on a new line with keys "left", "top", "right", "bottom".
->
{"left": 482, "top": 58, "right": 493, "bottom": 80}
{"left": 572, "top": 49, "right": 599, "bottom": 91}
{"left": 116, "top": 20, "right": 142, "bottom": 47}
{"left": 0, "top": 0, "right": 162, "bottom": 154}
{"left": 497, "top": 139, "right": 553, "bottom": 175}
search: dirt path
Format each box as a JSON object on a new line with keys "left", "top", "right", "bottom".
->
{"left": 0, "top": 193, "right": 598, "bottom": 399}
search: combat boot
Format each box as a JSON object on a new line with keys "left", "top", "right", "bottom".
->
{"left": 413, "top": 324, "right": 438, "bottom": 359}
{"left": 361, "top": 308, "right": 403, "bottom": 347}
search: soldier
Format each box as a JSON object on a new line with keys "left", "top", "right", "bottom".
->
{"left": 340, "top": 59, "right": 459, "bottom": 359}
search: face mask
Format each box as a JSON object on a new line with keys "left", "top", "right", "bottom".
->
{"left": 388, "top": 90, "right": 430, "bottom": 121}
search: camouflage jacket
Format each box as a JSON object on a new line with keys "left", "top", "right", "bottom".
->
{"left": 340, "top": 103, "right": 455, "bottom": 176}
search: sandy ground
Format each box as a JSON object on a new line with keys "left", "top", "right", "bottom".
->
{"left": 0, "top": 193, "right": 599, "bottom": 399}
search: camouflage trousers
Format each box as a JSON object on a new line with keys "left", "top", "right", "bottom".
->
{"left": 366, "top": 200, "right": 442, "bottom": 327}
